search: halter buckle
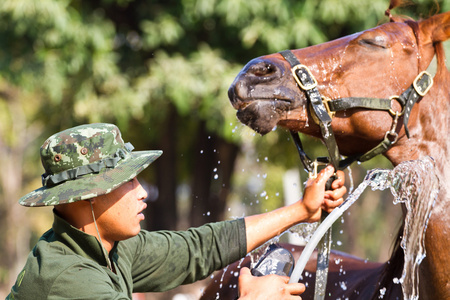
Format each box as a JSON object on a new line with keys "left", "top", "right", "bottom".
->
{"left": 309, "top": 157, "right": 330, "bottom": 179}
{"left": 321, "top": 96, "right": 336, "bottom": 119}
{"left": 291, "top": 64, "right": 318, "bottom": 90}
{"left": 413, "top": 71, "right": 433, "bottom": 97}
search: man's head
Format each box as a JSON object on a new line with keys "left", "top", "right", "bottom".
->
{"left": 55, "top": 177, "right": 149, "bottom": 244}
{"left": 19, "top": 123, "right": 162, "bottom": 207}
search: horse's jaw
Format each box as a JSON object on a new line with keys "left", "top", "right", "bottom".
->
{"left": 235, "top": 100, "right": 289, "bottom": 135}
{"left": 235, "top": 101, "right": 310, "bottom": 135}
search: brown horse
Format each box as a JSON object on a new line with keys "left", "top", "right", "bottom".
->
{"left": 201, "top": 4, "right": 450, "bottom": 300}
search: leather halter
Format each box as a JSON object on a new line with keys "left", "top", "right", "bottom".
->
{"left": 280, "top": 49, "right": 433, "bottom": 174}
{"left": 279, "top": 49, "right": 433, "bottom": 300}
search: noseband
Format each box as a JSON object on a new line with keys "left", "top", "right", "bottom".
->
{"left": 279, "top": 49, "right": 433, "bottom": 300}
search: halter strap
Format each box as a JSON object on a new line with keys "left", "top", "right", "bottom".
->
{"left": 280, "top": 50, "right": 340, "bottom": 171}
{"left": 280, "top": 50, "right": 334, "bottom": 300}
{"left": 280, "top": 50, "right": 433, "bottom": 169}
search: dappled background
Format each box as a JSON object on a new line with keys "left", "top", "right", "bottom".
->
{"left": 0, "top": 0, "right": 448, "bottom": 298}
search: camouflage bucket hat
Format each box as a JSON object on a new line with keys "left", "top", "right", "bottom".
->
{"left": 19, "top": 123, "right": 162, "bottom": 207}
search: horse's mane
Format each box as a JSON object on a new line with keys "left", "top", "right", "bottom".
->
{"left": 386, "top": 0, "right": 411, "bottom": 22}
{"left": 386, "top": 0, "right": 442, "bottom": 22}
{"left": 371, "top": 225, "right": 404, "bottom": 299}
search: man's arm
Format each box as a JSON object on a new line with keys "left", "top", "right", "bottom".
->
{"left": 244, "top": 165, "right": 346, "bottom": 252}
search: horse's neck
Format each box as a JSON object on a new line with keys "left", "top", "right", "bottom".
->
{"left": 424, "top": 76, "right": 450, "bottom": 299}
{"left": 386, "top": 70, "right": 450, "bottom": 299}
{"left": 386, "top": 69, "right": 450, "bottom": 174}
{"left": 394, "top": 81, "right": 450, "bottom": 192}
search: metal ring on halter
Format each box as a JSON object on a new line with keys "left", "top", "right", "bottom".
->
{"left": 385, "top": 110, "right": 401, "bottom": 144}
{"left": 389, "top": 95, "right": 405, "bottom": 117}
{"left": 385, "top": 130, "right": 399, "bottom": 144}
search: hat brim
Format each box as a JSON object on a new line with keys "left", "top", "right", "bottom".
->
{"left": 19, "top": 150, "right": 162, "bottom": 207}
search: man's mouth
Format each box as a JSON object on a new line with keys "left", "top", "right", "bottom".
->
{"left": 138, "top": 203, "right": 147, "bottom": 219}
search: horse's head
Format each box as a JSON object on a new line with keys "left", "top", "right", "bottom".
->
{"left": 229, "top": 12, "right": 450, "bottom": 160}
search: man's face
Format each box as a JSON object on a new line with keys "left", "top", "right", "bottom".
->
{"left": 93, "top": 177, "right": 148, "bottom": 242}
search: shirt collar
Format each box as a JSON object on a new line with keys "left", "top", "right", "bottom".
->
{"left": 52, "top": 209, "right": 117, "bottom": 268}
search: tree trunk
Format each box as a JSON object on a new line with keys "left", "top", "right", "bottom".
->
{"left": 189, "top": 121, "right": 239, "bottom": 227}
{"left": 189, "top": 121, "right": 214, "bottom": 227}
{"left": 145, "top": 105, "right": 178, "bottom": 231}
{"left": 0, "top": 94, "right": 36, "bottom": 293}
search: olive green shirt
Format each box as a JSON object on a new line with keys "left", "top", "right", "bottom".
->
{"left": 7, "top": 212, "right": 246, "bottom": 299}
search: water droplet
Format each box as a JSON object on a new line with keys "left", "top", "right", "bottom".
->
{"left": 379, "top": 287, "right": 386, "bottom": 298}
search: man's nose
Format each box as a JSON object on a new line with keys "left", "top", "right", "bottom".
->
{"left": 135, "top": 179, "right": 148, "bottom": 200}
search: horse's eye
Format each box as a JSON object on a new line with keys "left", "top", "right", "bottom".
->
{"left": 358, "top": 36, "right": 388, "bottom": 49}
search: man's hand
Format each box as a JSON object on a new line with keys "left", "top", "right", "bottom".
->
{"left": 302, "top": 165, "right": 346, "bottom": 222}
{"left": 243, "top": 165, "right": 346, "bottom": 253}
{"left": 238, "top": 267, "right": 305, "bottom": 299}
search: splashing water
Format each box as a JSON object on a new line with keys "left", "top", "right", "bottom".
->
{"left": 289, "top": 156, "right": 438, "bottom": 300}
{"left": 386, "top": 156, "right": 439, "bottom": 300}
{"left": 288, "top": 222, "right": 318, "bottom": 243}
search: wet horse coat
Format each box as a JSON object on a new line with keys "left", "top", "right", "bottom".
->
{"left": 201, "top": 7, "right": 450, "bottom": 300}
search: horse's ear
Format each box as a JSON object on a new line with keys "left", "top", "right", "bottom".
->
{"left": 418, "top": 11, "right": 450, "bottom": 44}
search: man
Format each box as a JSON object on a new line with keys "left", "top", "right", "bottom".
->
{"left": 7, "top": 123, "right": 346, "bottom": 299}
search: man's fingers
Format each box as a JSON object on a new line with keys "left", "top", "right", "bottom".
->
{"left": 322, "top": 198, "right": 344, "bottom": 212}
{"left": 239, "top": 267, "right": 251, "bottom": 276}
{"left": 325, "top": 185, "right": 346, "bottom": 200}
{"left": 313, "top": 165, "right": 335, "bottom": 186}
{"left": 285, "top": 282, "right": 306, "bottom": 295}
{"left": 331, "top": 170, "right": 345, "bottom": 189}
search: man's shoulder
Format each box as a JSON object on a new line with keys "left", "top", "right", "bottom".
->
{"left": 33, "top": 229, "right": 81, "bottom": 259}
{"left": 30, "top": 234, "right": 105, "bottom": 275}
{"left": 9, "top": 239, "right": 107, "bottom": 299}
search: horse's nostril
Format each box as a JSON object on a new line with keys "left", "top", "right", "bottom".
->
{"left": 250, "top": 62, "right": 277, "bottom": 77}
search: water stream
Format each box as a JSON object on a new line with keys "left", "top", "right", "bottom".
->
{"left": 288, "top": 156, "right": 439, "bottom": 300}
